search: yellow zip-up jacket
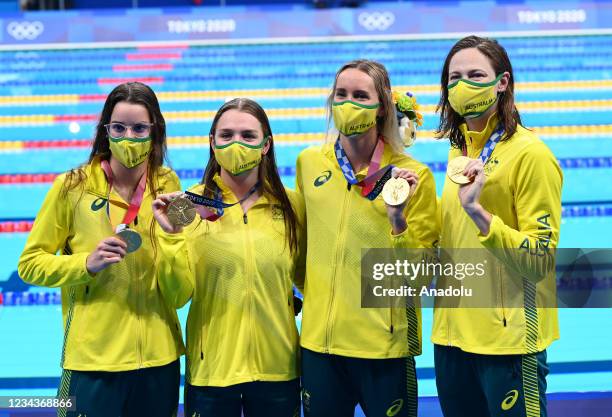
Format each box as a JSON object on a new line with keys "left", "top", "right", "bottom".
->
{"left": 433, "top": 114, "right": 563, "bottom": 355}
{"left": 18, "top": 156, "right": 185, "bottom": 371}
{"left": 158, "top": 175, "right": 305, "bottom": 387}
{"left": 296, "top": 141, "right": 439, "bottom": 359}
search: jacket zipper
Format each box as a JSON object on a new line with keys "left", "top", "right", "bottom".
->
{"left": 389, "top": 271, "right": 394, "bottom": 333}
{"left": 243, "top": 207, "right": 255, "bottom": 372}
{"left": 134, "top": 255, "right": 143, "bottom": 368}
{"left": 500, "top": 265, "right": 507, "bottom": 327}
{"left": 200, "top": 278, "right": 205, "bottom": 360}
{"left": 200, "top": 300, "right": 204, "bottom": 360}
{"left": 324, "top": 186, "right": 351, "bottom": 352}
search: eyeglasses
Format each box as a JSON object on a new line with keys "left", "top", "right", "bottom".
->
{"left": 105, "top": 122, "right": 154, "bottom": 139}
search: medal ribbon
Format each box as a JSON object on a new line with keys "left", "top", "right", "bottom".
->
{"left": 461, "top": 124, "right": 504, "bottom": 163}
{"left": 184, "top": 181, "right": 261, "bottom": 221}
{"left": 335, "top": 137, "right": 394, "bottom": 201}
{"left": 100, "top": 159, "right": 147, "bottom": 231}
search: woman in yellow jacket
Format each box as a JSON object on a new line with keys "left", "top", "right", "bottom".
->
{"left": 18, "top": 82, "right": 184, "bottom": 417}
{"left": 433, "top": 36, "right": 562, "bottom": 417}
{"left": 296, "top": 60, "right": 439, "bottom": 417}
{"left": 153, "top": 98, "right": 304, "bottom": 417}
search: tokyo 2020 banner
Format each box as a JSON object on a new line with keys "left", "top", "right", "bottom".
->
{"left": 1, "top": 0, "right": 612, "bottom": 47}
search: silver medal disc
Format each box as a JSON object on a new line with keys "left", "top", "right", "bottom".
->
{"left": 116, "top": 228, "right": 142, "bottom": 253}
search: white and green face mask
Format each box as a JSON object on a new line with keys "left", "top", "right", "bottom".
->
{"left": 332, "top": 100, "right": 380, "bottom": 137}
{"left": 109, "top": 136, "right": 152, "bottom": 168}
{"left": 214, "top": 137, "right": 269, "bottom": 176}
{"left": 448, "top": 74, "right": 503, "bottom": 119}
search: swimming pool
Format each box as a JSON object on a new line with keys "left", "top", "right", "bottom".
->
{"left": 0, "top": 34, "right": 611, "bottom": 416}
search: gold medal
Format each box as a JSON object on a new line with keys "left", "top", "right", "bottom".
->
{"left": 167, "top": 196, "right": 197, "bottom": 227}
{"left": 382, "top": 177, "right": 411, "bottom": 206}
{"left": 447, "top": 156, "right": 472, "bottom": 185}
{"left": 116, "top": 228, "right": 142, "bottom": 253}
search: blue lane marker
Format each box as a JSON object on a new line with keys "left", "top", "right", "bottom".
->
{"left": 168, "top": 156, "right": 612, "bottom": 180}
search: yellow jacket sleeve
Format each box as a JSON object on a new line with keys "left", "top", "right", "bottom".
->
{"left": 291, "top": 190, "right": 306, "bottom": 293}
{"left": 18, "top": 175, "right": 92, "bottom": 287}
{"left": 156, "top": 171, "right": 192, "bottom": 309}
{"left": 293, "top": 159, "right": 307, "bottom": 293}
{"left": 479, "top": 143, "right": 563, "bottom": 281}
{"left": 166, "top": 170, "right": 181, "bottom": 192}
{"left": 158, "top": 229, "right": 194, "bottom": 309}
{"left": 295, "top": 153, "right": 305, "bottom": 196}
{"left": 391, "top": 167, "right": 440, "bottom": 249}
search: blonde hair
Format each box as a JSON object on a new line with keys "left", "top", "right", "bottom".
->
{"left": 326, "top": 59, "right": 404, "bottom": 154}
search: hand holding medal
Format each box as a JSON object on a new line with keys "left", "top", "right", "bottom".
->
{"left": 115, "top": 224, "right": 142, "bottom": 253}
{"left": 456, "top": 159, "right": 487, "bottom": 210}
{"left": 383, "top": 167, "right": 418, "bottom": 207}
{"left": 446, "top": 156, "right": 473, "bottom": 185}
{"left": 152, "top": 191, "right": 192, "bottom": 233}
{"left": 382, "top": 177, "right": 412, "bottom": 206}
{"left": 167, "top": 195, "right": 197, "bottom": 227}
{"left": 383, "top": 167, "right": 419, "bottom": 235}
{"left": 85, "top": 236, "right": 128, "bottom": 274}
{"left": 448, "top": 125, "right": 503, "bottom": 210}
{"left": 153, "top": 183, "right": 260, "bottom": 231}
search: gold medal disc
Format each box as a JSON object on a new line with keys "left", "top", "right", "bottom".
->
{"left": 167, "top": 196, "right": 197, "bottom": 227}
{"left": 382, "top": 177, "right": 411, "bottom": 206}
{"left": 447, "top": 156, "right": 472, "bottom": 185}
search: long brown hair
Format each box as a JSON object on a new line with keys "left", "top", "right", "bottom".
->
{"left": 63, "top": 82, "right": 169, "bottom": 252}
{"left": 202, "top": 98, "right": 299, "bottom": 255}
{"left": 436, "top": 36, "right": 522, "bottom": 149}
{"left": 326, "top": 59, "right": 403, "bottom": 154}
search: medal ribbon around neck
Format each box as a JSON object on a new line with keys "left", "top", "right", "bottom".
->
{"left": 183, "top": 181, "right": 261, "bottom": 221}
{"left": 334, "top": 136, "right": 394, "bottom": 201}
{"left": 100, "top": 159, "right": 147, "bottom": 231}
{"left": 461, "top": 123, "right": 504, "bottom": 163}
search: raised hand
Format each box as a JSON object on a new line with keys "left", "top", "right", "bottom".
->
{"left": 86, "top": 236, "right": 128, "bottom": 274}
{"left": 152, "top": 191, "right": 185, "bottom": 234}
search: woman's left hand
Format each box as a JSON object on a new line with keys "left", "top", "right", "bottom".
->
{"left": 152, "top": 191, "right": 185, "bottom": 234}
{"left": 385, "top": 167, "right": 419, "bottom": 234}
{"left": 458, "top": 159, "right": 486, "bottom": 211}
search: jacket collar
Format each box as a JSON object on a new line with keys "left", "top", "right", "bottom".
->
{"left": 212, "top": 172, "right": 270, "bottom": 206}
{"left": 324, "top": 136, "right": 393, "bottom": 178}
{"left": 459, "top": 112, "right": 500, "bottom": 151}
{"left": 84, "top": 156, "right": 153, "bottom": 199}
{"left": 84, "top": 156, "right": 111, "bottom": 198}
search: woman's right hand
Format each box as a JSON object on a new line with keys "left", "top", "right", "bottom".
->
{"left": 152, "top": 191, "right": 184, "bottom": 234}
{"left": 86, "top": 237, "right": 127, "bottom": 274}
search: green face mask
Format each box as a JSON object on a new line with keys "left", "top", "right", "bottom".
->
{"left": 109, "top": 136, "right": 152, "bottom": 168}
{"left": 214, "top": 137, "right": 269, "bottom": 176}
{"left": 447, "top": 74, "right": 503, "bottom": 119}
{"left": 332, "top": 100, "right": 380, "bottom": 137}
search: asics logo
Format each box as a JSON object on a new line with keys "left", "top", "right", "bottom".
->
{"left": 386, "top": 398, "right": 404, "bottom": 416}
{"left": 7, "top": 21, "right": 44, "bottom": 41}
{"left": 501, "top": 389, "right": 519, "bottom": 411}
{"left": 314, "top": 170, "right": 332, "bottom": 187}
{"left": 358, "top": 12, "right": 395, "bottom": 31}
{"left": 91, "top": 198, "right": 107, "bottom": 211}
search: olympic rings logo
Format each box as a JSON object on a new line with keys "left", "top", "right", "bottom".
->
{"left": 357, "top": 12, "right": 395, "bottom": 31}
{"left": 6, "top": 21, "right": 44, "bottom": 41}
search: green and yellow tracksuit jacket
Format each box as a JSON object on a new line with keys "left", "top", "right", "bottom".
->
{"left": 158, "top": 174, "right": 305, "bottom": 387}
{"left": 18, "top": 156, "right": 185, "bottom": 371}
{"left": 433, "top": 113, "right": 563, "bottom": 355}
{"left": 296, "top": 140, "right": 439, "bottom": 359}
